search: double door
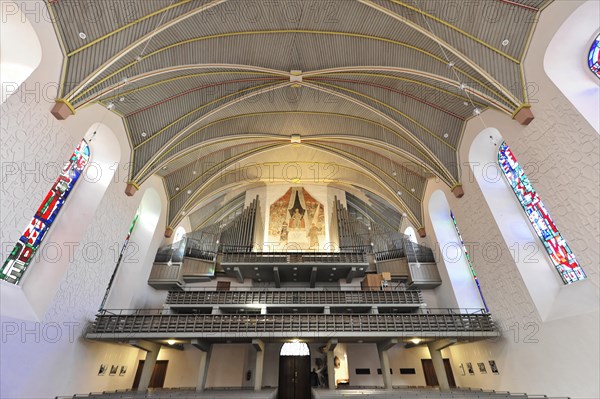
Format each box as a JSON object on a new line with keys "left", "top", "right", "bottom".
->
{"left": 278, "top": 356, "right": 311, "bottom": 399}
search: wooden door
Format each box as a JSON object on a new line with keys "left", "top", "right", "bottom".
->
{"left": 132, "top": 360, "right": 168, "bottom": 389}
{"left": 421, "top": 359, "right": 456, "bottom": 388}
{"left": 278, "top": 356, "right": 311, "bottom": 399}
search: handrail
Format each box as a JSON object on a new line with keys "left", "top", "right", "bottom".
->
{"left": 220, "top": 251, "right": 369, "bottom": 263}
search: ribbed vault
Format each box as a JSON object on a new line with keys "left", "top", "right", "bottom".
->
{"left": 47, "top": 0, "right": 551, "bottom": 230}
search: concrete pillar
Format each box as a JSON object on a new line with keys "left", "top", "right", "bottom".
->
{"left": 427, "top": 339, "right": 455, "bottom": 392}
{"left": 377, "top": 339, "right": 397, "bottom": 390}
{"left": 192, "top": 340, "right": 212, "bottom": 392}
{"left": 326, "top": 349, "right": 336, "bottom": 389}
{"left": 129, "top": 341, "right": 161, "bottom": 392}
{"left": 252, "top": 339, "right": 265, "bottom": 391}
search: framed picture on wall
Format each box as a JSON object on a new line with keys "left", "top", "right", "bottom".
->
{"left": 477, "top": 362, "right": 487, "bottom": 374}
{"left": 98, "top": 364, "right": 107, "bottom": 376}
{"left": 109, "top": 365, "right": 118, "bottom": 376}
{"left": 466, "top": 362, "right": 474, "bottom": 375}
{"left": 459, "top": 363, "right": 465, "bottom": 376}
{"left": 119, "top": 366, "right": 127, "bottom": 376}
{"left": 489, "top": 360, "right": 499, "bottom": 374}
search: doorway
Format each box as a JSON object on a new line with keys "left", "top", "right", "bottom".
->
{"left": 279, "top": 355, "right": 311, "bottom": 399}
{"left": 132, "top": 360, "right": 168, "bottom": 389}
{"left": 421, "top": 358, "right": 456, "bottom": 388}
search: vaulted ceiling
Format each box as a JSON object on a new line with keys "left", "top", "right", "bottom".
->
{"left": 48, "top": 0, "right": 550, "bottom": 230}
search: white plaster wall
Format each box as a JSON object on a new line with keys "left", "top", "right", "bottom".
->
{"left": 420, "top": 2, "right": 599, "bottom": 397}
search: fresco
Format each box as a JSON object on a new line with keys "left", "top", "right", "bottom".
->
{"left": 268, "top": 187, "right": 325, "bottom": 251}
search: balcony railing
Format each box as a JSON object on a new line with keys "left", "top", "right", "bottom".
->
{"left": 87, "top": 309, "right": 498, "bottom": 338}
{"left": 166, "top": 290, "right": 423, "bottom": 306}
{"left": 221, "top": 252, "right": 368, "bottom": 264}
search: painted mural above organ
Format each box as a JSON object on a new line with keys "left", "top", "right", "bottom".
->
{"left": 268, "top": 187, "right": 326, "bottom": 251}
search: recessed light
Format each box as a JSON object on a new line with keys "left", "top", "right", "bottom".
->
{"left": 293, "top": 273, "right": 297, "bottom": 276}
{"left": 392, "top": 171, "right": 397, "bottom": 176}
{"left": 141, "top": 132, "right": 147, "bottom": 137}
{"left": 254, "top": 267, "right": 259, "bottom": 270}
{"left": 402, "top": 213, "right": 408, "bottom": 217}
{"left": 411, "top": 188, "right": 415, "bottom": 192}
{"left": 119, "top": 97, "right": 125, "bottom": 102}
{"left": 359, "top": 268, "right": 364, "bottom": 271}
{"left": 175, "top": 186, "right": 180, "bottom": 191}
{"left": 443, "top": 133, "right": 449, "bottom": 138}
{"left": 193, "top": 170, "right": 197, "bottom": 175}
{"left": 447, "top": 61, "right": 455, "bottom": 68}
{"left": 226, "top": 267, "right": 231, "bottom": 271}
{"left": 330, "top": 273, "right": 334, "bottom": 276}
{"left": 293, "top": 309, "right": 298, "bottom": 312}
{"left": 293, "top": 267, "right": 298, "bottom": 271}
{"left": 397, "top": 191, "right": 402, "bottom": 196}
{"left": 187, "top": 190, "right": 192, "bottom": 195}
{"left": 256, "top": 273, "right": 260, "bottom": 276}
{"left": 332, "top": 267, "right": 336, "bottom": 271}
{"left": 463, "top": 101, "right": 469, "bottom": 106}
{"left": 501, "top": 39, "right": 509, "bottom": 46}
{"left": 79, "top": 32, "right": 87, "bottom": 39}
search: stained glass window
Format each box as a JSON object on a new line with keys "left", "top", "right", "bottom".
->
{"left": 588, "top": 33, "right": 600, "bottom": 79}
{"left": 1, "top": 140, "right": 91, "bottom": 284}
{"left": 498, "top": 142, "right": 586, "bottom": 284}
{"left": 450, "top": 211, "right": 488, "bottom": 312}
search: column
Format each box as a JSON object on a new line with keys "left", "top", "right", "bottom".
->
{"left": 252, "top": 339, "right": 265, "bottom": 391}
{"left": 377, "top": 339, "right": 397, "bottom": 390}
{"left": 325, "top": 339, "right": 337, "bottom": 390}
{"left": 129, "top": 340, "right": 161, "bottom": 392}
{"left": 192, "top": 340, "right": 212, "bottom": 391}
{"left": 427, "top": 339, "right": 456, "bottom": 392}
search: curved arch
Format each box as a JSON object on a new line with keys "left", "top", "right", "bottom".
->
{"left": 404, "top": 226, "right": 418, "bottom": 243}
{"left": 543, "top": 0, "right": 600, "bottom": 133}
{"left": 0, "top": 1, "right": 42, "bottom": 104}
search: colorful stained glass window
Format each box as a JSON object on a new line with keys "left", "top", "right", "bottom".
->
{"left": 588, "top": 33, "right": 600, "bottom": 79}
{"left": 498, "top": 142, "right": 586, "bottom": 284}
{"left": 1, "top": 140, "right": 90, "bottom": 284}
{"left": 450, "top": 211, "right": 488, "bottom": 312}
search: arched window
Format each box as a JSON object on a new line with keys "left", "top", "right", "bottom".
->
{"left": 1, "top": 140, "right": 90, "bottom": 284}
{"left": 173, "top": 226, "right": 186, "bottom": 243}
{"left": 404, "top": 226, "right": 418, "bottom": 243}
{"left": 498, "top": 142, "right": 586, "bottom": 284}
{"left": 589, "top": 33, "right": 600, "bottom": 79}
{"left": 450, "top": 211, "right": 488, "bottom": 312}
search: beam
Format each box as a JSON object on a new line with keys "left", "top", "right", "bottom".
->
{"left": 377, "top": 339, "right": 398, "bottom": 390}
{"left": 233, "top": 267, "right": 244, "bottom": 284}
{"left": 273, "top": 267, "right": 281, "bottom": 288}
{"left": 346, "top": 267, "right": 357, "bottom": 283}
{"left": 310, "top": 267, "right": 317, "bottom": 288}
{"left": 129, "top": 340, "right": 161, "bottom": 392}
{"left": 252, "top": 339, "right": 265, "bottom": 391}
{"left": 191, "top": 340, "right": 212, "bottom": 392}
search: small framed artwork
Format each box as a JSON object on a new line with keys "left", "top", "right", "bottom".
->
{"left": 109, "top": 365, "right": 118, "bottom": 376}
{"left": 119, "top": 366, "right": 127, "bottom": 376}
{"left": 477, "top": 362, "right": 487, "bottom": 374}
{"left": 489, "top": 360, "right": 499, "bottom": 374}
{"left": 459, "top": 363, "right": 465, "bottom": 376}
{"left": 466, "top": 362, "right": 474, "bottom": 375}
{"left": 98, "top": 364, "right": 107, "bottom": 376}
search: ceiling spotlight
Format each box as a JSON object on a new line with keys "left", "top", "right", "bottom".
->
{"left": 392, "top": 171, "right": 397, "bottom": 177}
{"left": 141, "top": 132, "right": 147, "bottom": 137}
{"left": 447, "top": 61, "right": 455, "bottom": 68}
{"left": 192, "top": 170, "right": 197, "bottom": 175}
{"left": 256, "top": 273, "right": 260, "bottom": 276}
{"left": 78, "top": 32, "right": 87, "bottom": 39}
{"left": 502, "top": 39, "right": 510, "bottom": 46}
{"left": 175, "top": 186, "right": 180, "bottom": 191}
{"left": 119, "top": 97, "right": 125, "bottom": 102}
{"left": 293, "top": 267, "right": 298, "bottom": 271}
{"left": 397, "top": 191, "right": 402, "bottom": 196}
{"left": 332, "top": 267, "right": 337, "bottom": 271}
{"left": 443, "top": 133, "right": 449, "bottom": 138}
{"left": 411, "top": 188, "right": 416, "bottom": 192}
{"left": 187, "top": 189, "right": 192, "bottom": 195}
{"left": 167, "top": 339, "right": 176, "bottom": 346}
{"left": 254, "top": 267, "right": 259, "bottom": 270}
{"left": 473, "top": 108, "right": 482, "bottom": 116}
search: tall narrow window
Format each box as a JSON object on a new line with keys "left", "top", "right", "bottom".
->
{"left": 498, "top": 142, "right": 586, "bottom": 284}
{"left": 450, "top": 211, "right": 488, "bottom": 312}
{"left": 1, "top": 140, "right": 91, "bottom": 284}
{"left": 588, "top": 33, "right": 600, "bottom": 79}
